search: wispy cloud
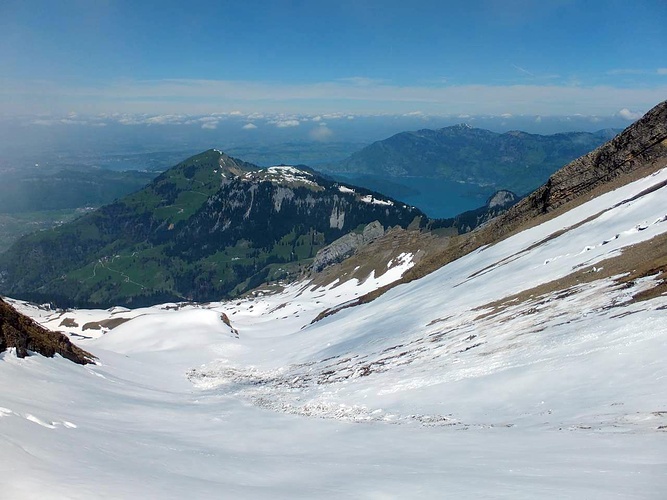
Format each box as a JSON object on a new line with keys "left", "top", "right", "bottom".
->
{"left": 336, "top": 76, "right": 386, "bottom": 86}
{"left": 145, "top": 114, "right": 186, "bottom": 125}
{"left": 2, "top": 77, "right": 665, "bottom": 117}
{"left": 617, "top": 108, "right": 643, "bottom": 120}
{"left": 512, "top": 64, "right": 536, "bottom": 78}
{"left": 309, "top": 123, "right": 333, "bottom": 141}
{"left": 606, "top": 68, "right": 646, "bottom": 76}
{"left": 270, "top": 119, "right": 300, "bottom": 128}
{"left": 242, "top": 122, "right": 257, "bottom": 130}
{"left": 607, "top": 68, "right": 667, "bottom": 77}
{"left": 30, "top": 116, "right": 102, "bottom": 126}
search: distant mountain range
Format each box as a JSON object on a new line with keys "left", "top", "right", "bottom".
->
{"left": 327, "top": 125, "right": 619, "bottom": 196}
{"left": 313, "top": 100, "right": 667, "bottom": 316}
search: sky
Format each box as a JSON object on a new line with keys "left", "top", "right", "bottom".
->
{"left": 1, "top": 0, "right": 665, "bottom": 121}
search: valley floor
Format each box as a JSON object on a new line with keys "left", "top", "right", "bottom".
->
{"left": 2, "top": 167, "right": 667, "bottom": 499}
{"left": 1, "top": 349, "right": 664, "bottom": 499}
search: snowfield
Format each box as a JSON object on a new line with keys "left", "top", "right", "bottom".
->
{"left": 2, "top": 168, "right": 667, "bottom": 498}
{"left": 359, "top": 194, "right": 394, "bottom": 206}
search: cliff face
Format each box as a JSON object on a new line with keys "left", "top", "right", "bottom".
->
{"left": 494, "top": 100, "right": 667, "bottom": 235}
{"left": 312, "top": 221, "right": 385, "bottom": 273}
{"left": 0, "top": 298, "right": 95, "bottom": 364}
{"left": 168, "top": 170, "right": 422, "bottom": 263}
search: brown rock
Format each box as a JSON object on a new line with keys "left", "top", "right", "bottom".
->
{"left": 0, "top": 298, "right": 95, "bottom": 365}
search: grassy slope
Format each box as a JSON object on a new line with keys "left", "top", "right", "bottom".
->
{"left": 0, "top": 151, "right": 227, "bottom": 306}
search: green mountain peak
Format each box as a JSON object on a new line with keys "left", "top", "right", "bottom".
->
{"left": 0, "top": 150, "right": 424, "bottom": 308}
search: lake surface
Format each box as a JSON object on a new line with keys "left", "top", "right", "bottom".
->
{"left": 336, "top": 174, "right": 495, "bottom": 219}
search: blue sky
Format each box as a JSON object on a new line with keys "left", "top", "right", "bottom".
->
{"left": 0, "top": 0, "right": 665, "bottom": 118}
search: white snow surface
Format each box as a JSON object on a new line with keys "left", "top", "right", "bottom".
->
{"left": 254, "top": 165, "right": 321, "bottom": 187}
{"left": 360, "top": 193, "right": 394, "bottom": 206}
{"left": 3, "top": 168, "right": 667, "bottom": 498}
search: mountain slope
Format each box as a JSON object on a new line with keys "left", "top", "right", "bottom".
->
{"left": 0, "top": 150, "right": 424, "bottom": 307}
{"left": 331, "top": 125, "right": 612, "bottom": 194}
{"left": 0, "top": 168, "right": 159, "bottom": 253}
{"left": 2, "top": 129, "right": 667, "bottom": 497}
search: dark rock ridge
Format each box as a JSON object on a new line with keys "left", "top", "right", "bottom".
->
{"left": 484, "top": 99, "right": 667, "bottom": 241}
{"left": 312, "top": 221, "right": 385, "bottom": 272}
{"left": 0, "top": 298, "right": 95, "bottom": 364}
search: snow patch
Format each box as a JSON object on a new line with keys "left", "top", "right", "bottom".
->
{"left": 25, "top": 414, "right": 56, "bottom": 429}
{"left": 360, "top": 194, "right": 393, "bottom": 206}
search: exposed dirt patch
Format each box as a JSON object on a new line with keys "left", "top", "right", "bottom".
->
{"left": 82, "top": 317, "right": 133, "bottom": 331}
{"left": 58, "top": 317, "right": 79, "bottom": 328}
{"left": 473, "top": 232, "right": 667, "bottom": 322}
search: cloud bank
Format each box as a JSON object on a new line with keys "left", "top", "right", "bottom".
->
{"left": 309, "top": 124, "right": 333, "bottom": 141}
{"left": 2, "top": 77, "right": 665, "bottom": 117}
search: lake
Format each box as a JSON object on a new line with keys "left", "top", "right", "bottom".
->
{"left": 335, "top": 174, "right": 496, "bottom": 219}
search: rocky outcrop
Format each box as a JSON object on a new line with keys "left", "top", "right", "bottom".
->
{"left": 428, "top": 189, "right": 519, "bottom": 235}
{"left": 458, "top": 190, "right": 519, "bottom": 233}
{"left": 490, "top": 100, "right": 667, "bottom": 237}
{"left": 312, "top": 221, "right": 385, "bottom": 272}
{"left": 0, "top": 298, "right": 95, "bottom": 364}
{"left": 487, "top": 190, "right": 517, "bottom": 209}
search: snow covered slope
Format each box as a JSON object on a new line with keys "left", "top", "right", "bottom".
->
{"left": 2, "top": 167, "right": 667, "bottom": 498}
